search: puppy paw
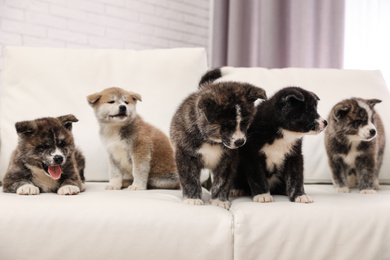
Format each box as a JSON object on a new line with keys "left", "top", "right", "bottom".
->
{"left": 230, "top": 189, "right": 246, "bottom": 197}
{"left": 253, "top": 193, "right": 273, "bottom": 203}
{"left": 335, "top": 187, "right": 350, "bottom": 193}
{"left": 17, "top": 184, "right": 40, "bottom": 195}
{"left": 105, "top": 184, "right": 121, "bottom": 190}
{"left": 374, "top": 184, "right": 381, "bottom": 190}
{"left": 58, "top": 185, "right": 80, "bottom": 195}
{"left": 183, "top": 199, "right": 204, "bottom": 206}
{"left": 210, "top": 199, "right": 231, "bottom": 209}
{"left": 295, "top": 194, "right": 313, "bottom": 203}
{"left": 360, "top": 189, "right": 377, "bottom": 194}
{"left": 127, "top": 184, "right": 146, "bottom": 191}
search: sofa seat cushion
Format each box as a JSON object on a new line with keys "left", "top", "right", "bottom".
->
{"left": 0, "top": 183, "right": 233, "bottom": 260}
{"left": 230, "top": 185, "right": 390, "bottom": 260}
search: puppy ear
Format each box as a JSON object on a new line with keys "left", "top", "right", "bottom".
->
{"left": 284, "top": 91, "right": 305, "bottom": 102}
{"left": 57, "top": 114, "right": 78, "bottom": 131}
{"left": 15, "top": 121, "right": 37, "bottom": 138}
{"left": 366, "top": 99, "right": 381, "bottom": 108}
{"left": 198, "top": 96, "right": 216, "bottom": 110}
{"left": 245, "top": 85, "right": 267, "bottom": 103}
{"left": 87, "top": 92, "right": 102, "bottom": 106}
{"left": 129, "top": 91, "right": 142, "bottom": 102}
{"left": 197, "top": 95, "right": 216, "bottom": 121}
{"left": 333, "top": 103, "right": 351, "bottom": 121}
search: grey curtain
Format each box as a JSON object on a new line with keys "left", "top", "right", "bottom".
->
{"left": 211, "top": 0, "right": 345, "bottom": 68}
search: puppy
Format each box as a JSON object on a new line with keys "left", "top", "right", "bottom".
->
{"left": 87, "top": 87, "right": 179, "bottom": 190}
{"left": 2, "top": 115, "right": 85, "bottom": 195}
{"left": 324, "top": 98, "right": 385, "bottom": 194}
{"left": 232, "top": 87, "right": 327, "bottom": 203}
{"left": 170, "top": 68, "right": 267, "bottom": 209}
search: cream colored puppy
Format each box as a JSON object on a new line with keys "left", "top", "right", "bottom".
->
{"left": 87, "top": 87, "right": 179, "bottom": 190}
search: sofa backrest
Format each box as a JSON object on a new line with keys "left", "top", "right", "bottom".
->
{"left": 2, "top": 48, "right": 389, "bottom": 184}
{"left": 0, "top": 47, "right": 208, "bottom": 181}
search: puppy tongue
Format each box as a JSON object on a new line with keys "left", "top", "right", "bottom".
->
{"left": 48, "top": 165, "right": 61, "bottom": 180}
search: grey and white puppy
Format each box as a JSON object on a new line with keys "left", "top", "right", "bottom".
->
{"left": 325, "top": 98, "right": 386, "bottom": 193}
{"left": 170, "top": 68, "right": 267, "bottom": 209}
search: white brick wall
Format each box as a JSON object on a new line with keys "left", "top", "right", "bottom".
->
{"left": 0, "top": 0, "right": 210, "bottom": 72}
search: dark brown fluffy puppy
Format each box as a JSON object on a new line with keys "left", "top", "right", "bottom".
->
{"left": 325, "top": 98, "right": 385, "bottom": 193}
{"left": 232, "top": 87, "right": 327, "bottom": 203}
{"left": 170, "top": 68, "right": 267, "bottom": 209}
{"left": 2, "top": 115, "right": 85, "bottom": 195}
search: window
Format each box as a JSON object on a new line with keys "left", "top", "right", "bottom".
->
{"left": 344, "top": 0, "right": 390, "bottom": 88}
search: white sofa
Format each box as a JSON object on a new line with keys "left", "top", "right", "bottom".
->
{"left": 1, "top": 47, "right": 390, "bottom": 260}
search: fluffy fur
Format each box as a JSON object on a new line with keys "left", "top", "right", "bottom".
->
{"left": 170, "top": 68, "right": 267, "bottom": 209}
{"left": 324, "top": 98, "right": 385, "bottom": 193}
{"left": 87, "top": 87, "right": 179, "bottom": 190}
{"left": 2, "top": 115, "right": 85, "bottom": 195}
{"left": 232, "top": 87, "right": 327, "bottom": 203}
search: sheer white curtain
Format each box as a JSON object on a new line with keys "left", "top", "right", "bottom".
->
{"left": 343, "top": 0, "right": 390, "bottom": 88}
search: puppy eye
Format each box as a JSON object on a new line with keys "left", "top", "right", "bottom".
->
{"left": 352, "top": 120, "right": 363, "bottom": 128}
{"left": 58, "top": 141, "right": 66, "bottom": 147}
{"left": 38, "top": 144, "right": 50, "bottom": 150}
{"left": 210, "top": 124, "right": 221, "bottom": 133}
{"left": 108, "top": 101, "right": 115, "bottom": 104}
{"left": 241, "top": 119, "right": 249, "bottom": 128}
{"left": 226, "top": 120, "right": 236, "bottom": 128}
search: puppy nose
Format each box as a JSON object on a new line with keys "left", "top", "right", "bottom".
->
{"left": 234, "top": 139, "right": 245, "bottom": 148}
{"left": 323, "top": 120, "right": 328, "bottom": 128}
{"left": 370, "top": 129, "right": 376, "bottom": 137}
{"left": 119, "top": 105, "right": 126, "bottom": 112}
{"left": 53, "top": 155, "right": 63, "bottom": 164}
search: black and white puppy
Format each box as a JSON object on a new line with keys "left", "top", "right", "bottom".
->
{"left": 170, "top": 68, "right": 267, "bottom": 209}
{"left": 325, "top": 98, "right": 385, "bottom": 193}
{"left": 232, "top": 87, "right": 327, "bottom": 203}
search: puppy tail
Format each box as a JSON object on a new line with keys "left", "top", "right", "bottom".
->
{"left": 148, "top": 173, "right": 181, "bottom": 190}
{"left": 121, "top": 174, "right": 180, "bottom": 190}
{"left": 199, "top": 68, "right": 222, "bottom": 89}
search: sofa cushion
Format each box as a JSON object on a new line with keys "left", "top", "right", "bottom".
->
{"left": 0, "top": 47, "right": 208, "bottom": 181}
{"left": 0, "top": 183, "right": 233, "bottom": 260}
{"left": 230, "top": 185, "right": 390, "bottom": 260}
{"left": 216, "top": 67, "right": 390, "bottom": 184}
